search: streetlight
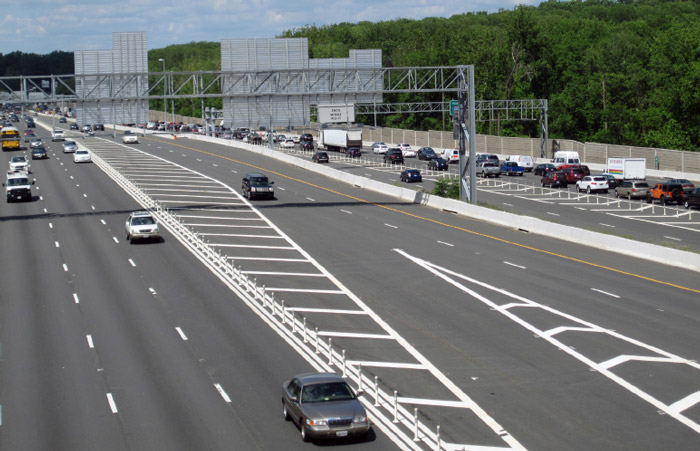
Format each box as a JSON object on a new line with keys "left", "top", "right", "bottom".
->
{"left": 158, "top": 58, "right": 166, "bottom": 130}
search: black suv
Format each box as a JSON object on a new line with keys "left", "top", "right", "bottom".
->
{"left": 683, "top": 188, "right": 700, "bottom": 210}
{"left": 242, "top": 173, "right": 274, "bottom": 200}
{"left": 384, "top": 148, "right": 404, "bottom": 164}
{"left": 300, "top": 133, "right": 313, "bottom": 144}
{"left": 93, "top": 124, "right": 105, "bottom": 131}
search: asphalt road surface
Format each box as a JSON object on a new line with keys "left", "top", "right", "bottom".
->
{"left": 1, "top": 120, "right": 698, "bottom": 450}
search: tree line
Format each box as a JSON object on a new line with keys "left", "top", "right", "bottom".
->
{"left": 2, "top": 1, "right": 698, "bottom": 151}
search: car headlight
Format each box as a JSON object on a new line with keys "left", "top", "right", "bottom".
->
{"left": 353, "top": 415, "right": 367, "bottom": 423}
{"left": 306, "top": 418, "right": 327, "bottom": 427}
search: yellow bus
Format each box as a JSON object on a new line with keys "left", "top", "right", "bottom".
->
{"left": 1, "top": 126, "right": 21, "bottom": 151}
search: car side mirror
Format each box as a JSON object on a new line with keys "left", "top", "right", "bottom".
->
{"left": 289, "top": 395, "right": 298, "bottom": 403}
{"left": 1, "top": 183, "right": 4, "bottom": 187}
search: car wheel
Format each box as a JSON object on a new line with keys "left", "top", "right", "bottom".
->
{"left": 128, "top": 236, "right": 134, "bottom": 244}
{"left": 300, "top": 422, "right": 309, "bottom": 442}
{"left": 283, "top": 402, "right": 290, "bottom": 421}
{"left": 481, "top": 171, "right": 486, "bottom": 178}
{"left": 646, "top": 195, "right": 652, "bottom": 204}
{"left": 684, "top": 200, "right": 690, "bottom": 209}
{"left": 541, "top": 181, "right": 546, "bottom": 187}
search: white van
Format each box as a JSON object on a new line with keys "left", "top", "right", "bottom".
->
{"left": 552, "top": 151, "right": 580, "bottom": 167}
{"left": 442, "top": 148, "right": 459, "bottom": 164}
{"left": 507, "top": 155, "right": 534, "bottom": 172}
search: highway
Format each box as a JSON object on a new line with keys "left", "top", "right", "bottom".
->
{"left": 1, "top": 119, "right": 699, "bottom": 450}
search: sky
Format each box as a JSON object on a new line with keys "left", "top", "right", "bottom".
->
{"left": 0, "top": 0, "right": 543, "bottom": 55}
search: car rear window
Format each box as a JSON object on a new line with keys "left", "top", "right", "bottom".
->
{"left": 250, "top": 177, "right": 269, "bottom": 186}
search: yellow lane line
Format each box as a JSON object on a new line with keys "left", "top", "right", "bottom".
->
{"left": 151, "top": 137, "right": 700, "bottom": 295}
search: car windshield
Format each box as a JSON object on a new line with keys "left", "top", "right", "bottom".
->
{"left": 65, "top": 141, "right": 76, "bottom": 146}
{"left": 8, "top": 177, "right": 28, "bottom": 186}
{"left": 131, "top": 216, "right": 155, "bottom": 226}
{"left": 250, "top": 177, "right": 269, "bottom": 186}
{"left": 301, "top": 382, "right": 355, "bottom": 403}
{"left": 11, "top": 157, "right": 25, "bottom": 162}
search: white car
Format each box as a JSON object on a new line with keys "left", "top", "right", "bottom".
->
{"left": 280, "top": 139, "right": 296, "bottom": 148}
{"left": 398, "top": 144, "right": 416, "bottom": 158}
{"left": 371, "top": 142, "right": 388, "bottom": 154}
{"left": 51, "top": 130, "right": 65, "bottom": 142}
{"left": 73, "top": 149, "right": 92, "bottom": 163}
{"left": 125, "top": 211, "right": 160, "bottom": 244}
{"left": 62, "top": 140, "right": 78, "bottom": 153}
{"left": 9, "top": 155, "right": 30, "bottom": 173}
{"left": 122, "top": 132, "right": 139, "bottom": 144}
{"left": 576, "top": 176, "right": 609, "bottom": 194}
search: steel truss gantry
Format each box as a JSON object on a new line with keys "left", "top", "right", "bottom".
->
{"left": 0, "top": 65, "right": 546, "bottom": 202}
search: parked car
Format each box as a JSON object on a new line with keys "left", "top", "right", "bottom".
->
{"left": 280, "top": 139, "right": 296, "bottom": 148}
{"left": 93, "top": 124, "right": 105, "bottom": 131}
{"left": 428, "top": 158, "right": 448, "bottom": 171}
{"left": 282, "top": 372, "right": 370, "bottom": 442}
{"left": 59, "top": 117, "right": 67, "bottom": 123}
{"left": 301, "top": 141, "right": 314, "bottom": 152}
{"left": 600, "top": 173, "right": 621, "bottom": 189}
{"left": 615, "top": 181, "right": 650, "bottom": 199}
{"left": 646, "top": 183, "right": 684, "bottom": 205}
{"left": 312, "top": 151, "right": 329, "bottom": 163}
{"left": 683, "top": 188, "right": 700, "bottom": 209}
{"left": 416, "top": 147, "right": 437, "bottom": 160}
{"left": 400, "top": 169, "right": 422, "bottom": 183}
{"left": 500, "top": 161, "right": 524, "bottom": 176}
{"left": 506, "top": 155, "right": 534, "bottom": 172}
{"left": 62, "top": 141, "right": 78, "bottom": 153}
{"left": 534, "top": 163, "right": 557, "bottom": 176}
{"left": 384, "top": 148, "right": 404, "bottom": 164}
{"left": 398, "top": 143, "right": 416, "bottom": 157}
{"left": 125, "top": 211, "right": 160, "bottom": 244}
{"left": 31, "top": 146, "right": 48, "bottom": 160}
{"left": 667, "top": 178, "right": 695, "bottom": 193}
{"left": 371, "top": 142, "right": 388, "bottom": 154}
{"left": 576, "top": 176, "right": 609, "bottom": 193}
{"left": 561, "top": 167, "right": 586, "bottom": 184}
{"left": 241, "top": 172, "right": 274, "bottom": 200}
{"left": 541, "top": 171, "right": 568, "bottom": 188}
{"left": 442, "top": 148, "right": 459, "bottom": 164}
{"left": 73, "top": 149, "right": 92, "bottom": 163}
{"left": 300, "top": 133, "right": 313, "bottom": 144}
{"left": 347, "top": 147, "right": 361, "bottom": 158}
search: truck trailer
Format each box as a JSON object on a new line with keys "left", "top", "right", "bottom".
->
{"left": 319, "top": 129, "right": 362, "bottom": 152}
{"left": 607, "top": 157, "right": 646, "bottom": 180}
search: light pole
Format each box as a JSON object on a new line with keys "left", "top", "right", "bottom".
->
{"left": 158, "top": 58, "right": 166, "bottom": 130}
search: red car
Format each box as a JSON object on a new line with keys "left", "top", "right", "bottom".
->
{"left": 561, "top": 167, "right": 586, "bottom": 183}
{"left": 541, "top": 171, "right": 568, "bottom": 188}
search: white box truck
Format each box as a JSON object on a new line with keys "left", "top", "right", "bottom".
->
{"left": 319, "top": 129, "right": 362, "bottom": 152}
{"left": 607, "top": 157, "right": 646, "bottom": 180}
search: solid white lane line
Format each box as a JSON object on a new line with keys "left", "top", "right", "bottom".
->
{"left": 199, "top": 233, "right": 282, "bottom": 239}
{"left": 128, "top": 259, "right": 136, "bottom": 267}
{"left": 175, "top": 327, "right": 188, "bottom": 341}
{"left": 106, "top": 393, "right": 118, "bottom": 413}
{"left": 214, "top": 384, "right": 231, "bottom": 403}
{"left": 398, "top": 397, "right": 470, "bottom": 408}
{"left": 212, "top": 244, "right": 294, "bottom": 250}
{"left": 669, "top": 391, "right": 700, "bottom": 414}
{"left": 243, "top": 271, "right": 324, "bottom": 277}
{"left": 591, "top": 288, "right": 620, "bottom": 298}
{"left": 112, "top": 237, "right": 119, "bottom": 243}
{"left": 384, "top": 223, "right": 398, "bottom": 228}
{"left": 346, "top": 361, "right": 426, "bottom": 370}
{"left": 227, "top": 256, "right": 308, "bottom": 262}
{"left": 504, "top": 261, "right": 526, "bottom": 269}
{"left": 265, "top": 288, "right": 345, "bottom": 294}
{"left": 317, "top": 331, "right": 393, "bottom": 339}
{"left": 287, "top": 307, "right": 368, "bottom": 315}
{"left": 664, "top": 235, "right": 682, "bottom": 241}
{"left": 63, "top": 264, "right": 69, "bottom": 272}
{"left": 437, "top": 241, "right": 454, "bottom": 247}
{"left": 73, "top": 293, "right": 80, "bottom": 304}
{"left": 86, "top": 335, "right": 94, "bottom": 348}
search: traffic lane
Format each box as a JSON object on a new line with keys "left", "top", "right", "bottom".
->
{"left": 0, "top": 191, "right": 125, "bottom": 450}
{"left": 243, "top": 191, "right": 699, "bottom": 450}
{"left": 29, "top": 136, "right": 394, "bottom": 449}
{"left": 138, "top": 135, "right": 700, "bottom": 292}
